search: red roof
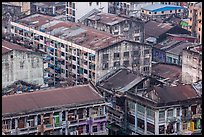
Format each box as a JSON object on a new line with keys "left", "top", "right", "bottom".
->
{"left": 2, "top": 40, "right": 31, "bottom": 54}
{"left": 2, "top": 85, "right": 104, "bottom": 116}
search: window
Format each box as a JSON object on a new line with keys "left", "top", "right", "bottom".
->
{"left": 72, "top": 65, "right": 76, "bottom": 69}
{"left": 144, "top": 49, "right": 149, "bottom": 55}
{"left": 96, "top": 2, "right": 99, "bottom": 5}
{"left": 176, "top": 108, "right": 180, "bottom": 117}
{"left": 123, "top": 60, "right": 129, "bottom": 67}
{"left": 199, "top": 28, "right": 201, "bottom": 31}
{"left": 149, "top": 11, "right": 151, "bottom": 14}
{"left": 147, "top": 107, "right": 154, "bottom": 118}
{"left": 100, "top": 123, "right": 103, "bottom": 130}
{"left": 142, "top": 10, "right": 144, "bottom": 13}
{"left": 137, "top": 118, "right": 144, "bottom": 130}
{"left": 167, "top": 109, "right": 173, "bottom": 118}
{"left": 128, "top": 101, "right": 135, "bottom": 110}
{"left": 114, "top": 53, "right": 120, "bottom": 59}
{"left": 102, "top": 63, "right": 108, "bottom": 70}
{"left": 161, "top": 11, "right": 164, "bottom": 14}
{"left": 84, "top": 69, "right": 88, "bottom": 74}
{"left": 86, "top": 125, "right": 89, "bottom": 133}
{"left": 72, "top": 3, "right": 75, "bottom": 9}
{"left": 178, "top": 9, "right": 181, "bottom": 12}
{"left": 93, "top": 125, "right": 97, "bottom": 132}
{"left": 143, "top": 67, "right": 149, "bottom": 72}
{"left": 113, "top": 61, "right": 120, "bottom": 67}
{"left": 159, "top": 111, "right": 165, "bottom": 121}
{"left": 159, "top": 125, "right": 165, "bottom": 134}
{"left": 128, "top": 115, "right": 135, "bottom": 125}
{"left": 190, "top": 10, "right": 192, "bottom": 13}
{"left": 102, "top": 54, "right": 109, "bottom": 60}
{"left": 20, "top": 61, "right": 24, "bottom": 69}
{"left": 170, "top": 10, "right": 172, "bottom": 13}
{"left": 73, "top": 10, "right": 75, "bottom": 16}
{"left": 10, "top": 55, "right": 13, "bottom": 59}
{"left": 123, "top": 52, "right": 129, "bottom": 57}
{"left": 89, "top": 2, "right": 92, "bottom": 6}
{"left": 147, "top": 122, "right": 155, "bottom": 133}
{"left": 154, "top": 12, "right": 157, "bottom": 14}
{"left": 137, "top": 104, "right": 145, "bottom": 113}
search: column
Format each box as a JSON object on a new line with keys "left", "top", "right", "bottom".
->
{"left": 179, "top": 107, "right": 183, "bottom": 132}
{"left": 34, "top": 115, "right": 38, "bottom": 126}
{"left": 144, "top": 107, "right": 147, "bottom": 134}
{"left": 65, "top": 111, "right": 68, "bottom": 135}
{"left": 135, "top": 103, "right": 137, "bottom": 133}
{"left": 154, "top": 110, "right": 159, "bottom": 135}
{"left": 164, "top": 110, "right": 167, "bottom": 134}
{"left": 15, "top": 119, "right": 18, "bottom": 135}
{"left": 173, "top": 108, "right": 177, "bottom": 133}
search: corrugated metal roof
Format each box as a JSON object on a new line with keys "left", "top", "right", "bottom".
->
{"left": 142, "top": 4, "right": 185, "bottom": 12}
{"left": 2, "top": 40, "right": 31, "bottom": 54}
{"left": 155, "top": 85, "right": 199, "bottom": 104}
{"left": 2, "top": 84, "right": 104, "bottom": 116}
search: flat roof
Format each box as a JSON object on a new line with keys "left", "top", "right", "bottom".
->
{"left": 16, "top": 14, "right": 125, "bottom": 51}
{"left": 2, "top": 84, "right": 104, "bottom": 116}
{"left": 142, "top": 4, "right": 185, "bottom": 12}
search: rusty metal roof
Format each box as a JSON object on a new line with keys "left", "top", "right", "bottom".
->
{"left": 2, "top": 40, "right": 31, "bottom": 54}
{"left": 98, "top": 68, "right": 146, "bottom": 92}
{"left": 152, "top": 63, "right": 181, "bottom": 82}
{"left": 2, "top": 84, "right": 104, "bottom": 116}
{"left": 155, "top": 84, "right": 199, "bottom": 104}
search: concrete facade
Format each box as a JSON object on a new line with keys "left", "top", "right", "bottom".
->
{"left": 82, "top": 12, "right": 145, "bottom": 43}
{"left": 2, "top": 49, "right": 44, "bottom": 88}
{"left": 188, "top": 2, "right": 202, "bottom": 44}
{"left": 66, "top": 2, "right": 108, "bottom": 22}
{"left": 182, "top": 45, "right": 202, "bottom": 84}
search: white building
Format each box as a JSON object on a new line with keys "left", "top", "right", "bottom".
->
{"left": 66, "top": 2, "right": 108, "bottom": 22}
{"left": 2, "top": 40, "right": 45, "bottom": 88}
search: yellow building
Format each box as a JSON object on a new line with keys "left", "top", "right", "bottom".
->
{"left": 188, "top": 2, "right": 202, "bottom": 43}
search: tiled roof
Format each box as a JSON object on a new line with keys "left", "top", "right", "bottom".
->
{"left": 2, "top": 84, "right": 104, "bottom": 116}
{"left": 2, "top": 40, "right": 31, "bottom": 54}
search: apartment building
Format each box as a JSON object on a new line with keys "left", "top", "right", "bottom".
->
{"left": 2, "top": 84, "right": 107, "bottom": 135}
{"left": 182, "top": 44, "right": 202, "bottom": 84}
{"left": 2, "top": 2, "right": 31, "bottom": 15}
{"left": 2, "top": 40, "right": 45, "bottom": 89}
{"left": 108, "top": 2, "right": 131, "bottom": 16}
{"left": 10, "top": 14, "right": 152, "bottom": 86}
{"left": 96, "top": 68, "right": 202, "bottom": 135}
{"left": 66, "top": 2, "right": 108, "bottom": 22}
{"left": 31, "top": 2, "right": 66, "bottom": 16}
{"left": 188, "top": 2, "right": 202, "bottom": 43}
{"left": 96, "top": 67, "right": 152, "bottom": 135}
{"left": 141, "top": 4, "right": 187, "bottom": 21}
{"left": 125, "top": 84, "right": 202, "bottom": 135}
{"left": 81, "top": 12, "right": 144, "bottom": 43}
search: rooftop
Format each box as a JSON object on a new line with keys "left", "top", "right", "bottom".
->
{"left": 154, "top": 84, "right": 200, "bottom": 105}
{"left": 87, "top": 12, "right": 127, "bottom": 26}
{"left": 16, "top": 14, "right": 126, "bottom": 51}
{"left": 98, "top": 68, "right": 146, "bottom": 92}
{"left": 166, "top": 41, "right": 194, "bottom": 56}
{"left": 185, "top": 44, "right": 202, "bottom": 55}
{"left": 152, "top": 63, "right": 182, "bottom": 82}
{"left": 2, "top": 84, "right": 104, "bottom": 116}
{"left": 2, "top": 39, "right": 32, "bottom": 54}
{"left": 145, "top": 21, "right": 174, "bottom": 39}
{"left": 142, "top": 3, "right": 185, "bottom": 12}
{"left": 32, "top": 2, "right": 65, "bottom": 8}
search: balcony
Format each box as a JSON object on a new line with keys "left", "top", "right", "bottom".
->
{"left": 69, "top": 120, "right": 78, "bottom": 126}
{"left": 93, "top": 115, "right": 106, "bottom": 122}
{"left": 92, "top": 131, "right": 108, "bottom": 135}
{"left": 128, "top": 124, "right": 135, "bottom": 131}
{"left": 43, "top": 124, "right": 53, "bottom": 131}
